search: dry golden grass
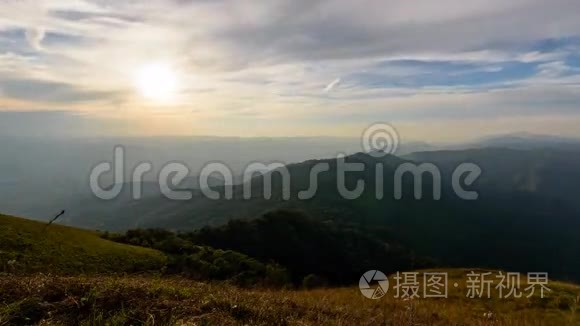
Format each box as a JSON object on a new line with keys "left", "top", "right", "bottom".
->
{"left": 1, "top": 215, "right": 577, "bottom": 324}
{"left": 0, "top": 270, "right": 578, "bottom": 325}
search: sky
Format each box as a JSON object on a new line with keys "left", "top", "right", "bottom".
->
{"left": 1, "top": 0, "right": 580, "bottom": 141}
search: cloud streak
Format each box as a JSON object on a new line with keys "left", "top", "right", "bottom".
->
{"left": 24, "top": 27, "right": 45, "bottom": 51}
{"left": 324, "top": 78, "right": 341, "bottom": 92}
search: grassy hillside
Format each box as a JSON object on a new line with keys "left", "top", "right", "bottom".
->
{"left": 0, "top": 270, "right": 578, "bottom": 325}
{"left": 0, "top": 214, "right": 578, "bottom": 324}
{"left": 0, "top": 214, "right": 166, "bottom": 274}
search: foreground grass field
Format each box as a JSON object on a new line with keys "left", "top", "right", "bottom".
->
{"left": 0, "top": 271, "right": 578, "bottom": 325}
{"left": 0, "top": 214, "right": 166, "bottom": 274}
{"left": 1, "top": 214, "right": 578, "bottom": 325}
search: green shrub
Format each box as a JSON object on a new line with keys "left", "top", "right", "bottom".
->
{"left": 302, "top": 274, "right": 327, "bottom": 289}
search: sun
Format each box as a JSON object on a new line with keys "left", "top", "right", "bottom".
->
{"left": 134, "top": 63, "right": 179, "bottom": 102}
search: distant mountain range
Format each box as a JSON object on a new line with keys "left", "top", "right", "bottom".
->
{"left": 1, "top": 133, "right": 578, "bottom": 222}
{"left": 62, "top": 145, "right": 580, "bottom": 229}
{"left": 2, "top": 134, "right": 580, "bottom": 281}
{"left": 462, "top": 133, "right": 580, "bottom": 150}
{"left": 49, "top": 145, "right": 580, "bottom": 282}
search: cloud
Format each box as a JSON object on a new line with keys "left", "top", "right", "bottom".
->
{"left": 0, "top": 78, "right": 122, "bottom": 104}
{"left": 25, "top": 27, "right": 45, "bottom": 51}
{"left": 517, "top": 51, "right": 568, "bottom": 63}
{"left": 199, "top": 0, "right": 580, "bottom": 65}
{"left": 323, "top": 78, "right": 341, "bottom": 92}
{"left": 1, "top": 0, "right": 580, "bottom": 138}
{"left": 536, "top": 61, "right": 576, "bottom": 78}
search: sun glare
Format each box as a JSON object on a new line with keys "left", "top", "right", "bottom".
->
{"left": 134, "top": 63, "right": 179, "bottom": 102}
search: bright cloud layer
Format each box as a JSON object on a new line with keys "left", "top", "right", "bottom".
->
{"left": 1, "top": 0, "right": 580, "bottom": 140}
